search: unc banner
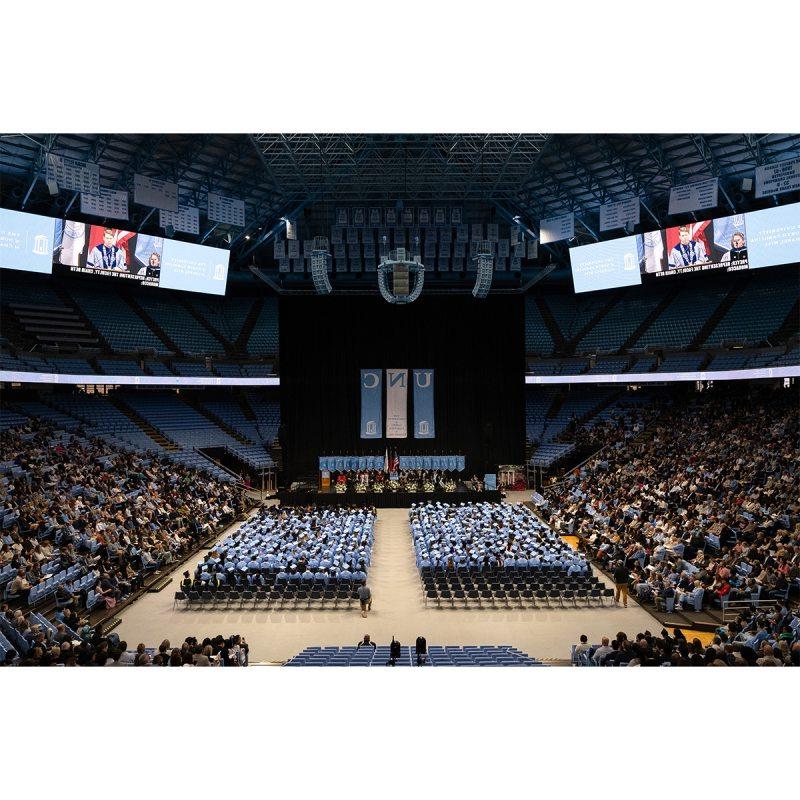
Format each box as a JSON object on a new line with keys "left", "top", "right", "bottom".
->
{"left": 386, "top": 369, "right": 408, "bottom": 438}
{"left": 413, "top": 369, "right": 435, "bottom": 438}
{"left": 360, "top": 369, "right": 383, "bottom": 439}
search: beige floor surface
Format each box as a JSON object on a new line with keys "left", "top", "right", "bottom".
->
{"left": 115, "top": 500, "right": 658, "bottom": 663}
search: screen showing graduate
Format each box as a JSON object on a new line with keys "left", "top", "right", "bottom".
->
{"left": 642, "top": 217, "right": 748, "bottom": 276}
{"left": 56, "top": 222, "right": 151, "bottom": 283}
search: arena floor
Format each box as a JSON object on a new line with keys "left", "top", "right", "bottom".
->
{"left": 114, "top": 496, "right": 658, "bottom": 663}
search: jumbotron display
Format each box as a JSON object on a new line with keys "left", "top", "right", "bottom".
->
{"left": 54, "top": 220, "right": 230, "bottom": 295}
{"left": 0, "top": 206, "right": 229, "bottom": 295}
{"left": 570, "top": 201, "right": 800, "bottom": 293}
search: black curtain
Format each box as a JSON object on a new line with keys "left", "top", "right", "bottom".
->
{"left": 279, "top": 294, "right": 524, "bottom": 479}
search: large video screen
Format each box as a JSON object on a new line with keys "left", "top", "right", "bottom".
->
{"left": 570, "top": 201, "right": 799, "bottom": 293}
{"left": 160, "top": 240, "right": 230, "bottom": 295}
{"left": 642, "top": 215, "right": 748, "bottom": 277}
{"left": 0, "top": 208, "right": 56, "bottom": 274}
{"left": 570, "top": 235, "right": 642, "bottom": 293}
{"left": 53, "top": 219, "right": 228, "bottom": 294}
{"left": 745, "top": 204, "right": 800, "bottom": 269}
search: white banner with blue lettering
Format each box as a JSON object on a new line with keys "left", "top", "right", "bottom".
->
{"left": 360, "top": 369, "right": 383, "bottom": 439}
{"left": 413, "top": 369, "right": 435, "bottom": 438}
{"left": 385, "top": 368, "right": 408, "bottom": 438}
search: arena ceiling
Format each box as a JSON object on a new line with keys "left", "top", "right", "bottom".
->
{"left": 1, "top": 133, "right": 798, "bottom": 283}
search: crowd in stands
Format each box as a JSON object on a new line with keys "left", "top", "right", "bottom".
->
{"left": 574, "top": 601, "right": 799, "bottom": 665}
{"left": 0, "top": 605, "right": 248, "bottom": 666}
{"left": 543, "top": 389, "right": 800, "bottom": 612}
{"left": 411, "top": 501, "right": 589, "bottom": 573}
{"left": 1, "top": 418, "right": 243, "bottom": 611}
{"left": 190, "top": 504, "right": 375, "bottom": 589}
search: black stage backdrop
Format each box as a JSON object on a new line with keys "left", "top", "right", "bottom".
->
{"left": 279, "top": 294, "right": 524, "bottom": 479}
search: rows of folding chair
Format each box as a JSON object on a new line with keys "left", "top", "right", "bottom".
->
{"left": 420, "top": 567, "right": 612, "bottom": 608}
{"left": 175, "top": 583, "right": 363, "bottom": 611}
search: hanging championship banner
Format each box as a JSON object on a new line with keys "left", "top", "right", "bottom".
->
{"left": 336, "top": 208, "right": 349, "bottom": 226}
{"left": 668, "top": 178, "right": 718, "bottom": 215}
{"left": 360, "top": 369, "right": 383, "bottom": 439}
{"left": 433, "top": 208, "right": 446, "bottom": 225}
{"left": 413, "top": 369, "right": 435, "bottom": 439}
{"left": 133, "top": 174, "right": 179, "bottom": 211}
{"left": 755, "top": 156, "right": 800, "bottom": 198}
{"left": 352, "top": 208, "right": 366, "bottom": 226}
{"left": 385, "top": 208, "right": 397, "bottom": 225}
{"left": 450, "top": 208, "right": 463, "bottom": 225}
{"left": 599, "top": 197, "right": 640, "bottom": 232}
{"left": 471, "top": 223, "right": 483, "bottom": 241}
{"left": 46, "top": 154, "right": 100, "bottom": 194}
{"left": 487, "top": 223, "right": 499, "bottom": 242}
{"left": 369, "top": 208, "right": 381, "bottom": 226}
{"left": 539, "top": 212, "right": 575, "bottom": 244}
{"left": 273, "top": 239, "right": 285, "bottom": 258}
{"left": 207, "top": 193, "right": 245, "bottom": 227}
{"left": 385, "top": 368, "right": 408, "bottom": 438}
{"left": 80, "top": 188, "right": 129, "bottom": 220}
{"left": 402, "top": 207, "right": 414, "bottom": 225}
{"left": 159, "top": 205, "right": 200, "bottom": 235}
{"left": 527, "top": 239, "right": 539, "bottom": 259}
{"left": 417, "top": 208, "right": 430, "bottom": 225}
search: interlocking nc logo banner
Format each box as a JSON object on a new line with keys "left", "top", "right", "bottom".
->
{"left": 360, "top": 368, "right": 435, "bottom": 439}
{"left": 413, "top": 369, "right": 435, "bottom": 439}
{"left": 360, "top": 369, "right": 382, "bottom": 439}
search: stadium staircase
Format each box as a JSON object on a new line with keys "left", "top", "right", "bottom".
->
{"left": 544, "top": 390, "right": 567, "bottom": 421}
{"left": 534, "top": 296, "right": 567, "bottom": 353}
{"left": 236, "top": 296, "right": 265, "bottom": 354}
{"left": 51, "top": 285, "right": 112, "bottom": 352}
{"left": 770, "top": 297, "right": 800, "bottom": 346}
{"left": 180, "top": 298, "right": 237, "bottom": 358}
{"left": 122, "top": 295, "right": 184, "bottom": 357}
{"left": 564, "top": 289, "right": 625, "bottom": 355}
{"left": 5, "top": 296, "right": 102, "bottom": 353}
{"left": 181, "top": 394, "right": 251, "bottom": 446}
{"left": 688, "top": 274, "right": 752, "bottom": 350}
{"left": 617, "top": 284, "right": 682, "bottom": 354}
{"left": 107, "top": 395, "right": 178, "bottom": 450}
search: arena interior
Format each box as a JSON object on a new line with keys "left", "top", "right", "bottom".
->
{"left": 5, "top": 4, "right": 800, "bottom": 793}
{"left": 1, "top": 131, "right": 797, "bottom": 672}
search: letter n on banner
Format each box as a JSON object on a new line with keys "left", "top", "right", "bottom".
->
{"left": 385, "top": 368, "right": 408, "bottom": 438}
{"left": 360, "top": 369, "right": 382, "bottom": 438}
{"left": 413, "top": 369, "right": 435, "bottom": 438}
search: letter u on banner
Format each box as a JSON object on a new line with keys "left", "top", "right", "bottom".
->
{"left": 413, "top": 369, "right": 435, "bottom": 438}
{"left": 360, "top": 369, "right": 383, "bottom": 439}
{"left": 385, "top": 368, "right": 408, "bottom": 438}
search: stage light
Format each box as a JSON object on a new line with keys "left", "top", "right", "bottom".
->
{"left": 245, "top": 234, "right": 251, "bottom": 240}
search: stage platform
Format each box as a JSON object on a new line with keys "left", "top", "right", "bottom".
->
{"left": 276, "top": 488, "right": 503, "bottom": 508}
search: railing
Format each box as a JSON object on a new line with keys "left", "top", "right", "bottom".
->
{"left": 721, "top": 598, "right": 779, "bottom": 623}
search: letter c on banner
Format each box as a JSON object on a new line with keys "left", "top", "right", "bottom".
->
{"left": 415, "top": 370, "right": 432, "bottom": 388}
{"left": 363, "top": 371, "right": 379, "bottom": 389}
